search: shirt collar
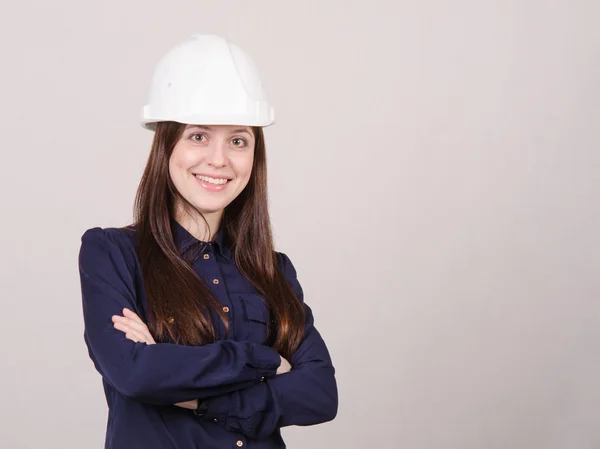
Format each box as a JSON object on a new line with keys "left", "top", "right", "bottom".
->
{"left": 172, "top": 219, "right": 232, "bottom": 260}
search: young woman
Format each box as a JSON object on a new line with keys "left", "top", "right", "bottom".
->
{"left": 78, "top": 34, "right": 337, "bottom": 449}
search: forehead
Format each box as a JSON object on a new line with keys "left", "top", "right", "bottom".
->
{"left": 184, "top": 124, "right": 253, "bottom": 134}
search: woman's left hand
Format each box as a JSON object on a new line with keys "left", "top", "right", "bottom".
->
{"left": 112, "top": 308, "right": 156, "bottom": 345}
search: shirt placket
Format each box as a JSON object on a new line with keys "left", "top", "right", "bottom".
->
{"left": 193, "top": 242, "right": 233, "bottom": 339}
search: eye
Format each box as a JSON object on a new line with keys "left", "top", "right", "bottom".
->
{"left": 190, "top": 133, "right": 207, "bottom": 142}
{"left": 231, "top": 138, "right": 247, "bottom": 147}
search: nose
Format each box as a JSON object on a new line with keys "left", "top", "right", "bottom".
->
{"left": 206, "top": 140, "right": 227, "bottom": 168}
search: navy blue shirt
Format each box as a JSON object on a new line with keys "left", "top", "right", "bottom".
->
{"left": 78, "top": 221, "right": 337, "bottom": 449}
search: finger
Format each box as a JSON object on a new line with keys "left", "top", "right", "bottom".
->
{"left": 123, "top": 327, "right": 150, "bottom": 344}
{"left": 115, "top": 316, "right": 149, "bottom": 334}
{"left": 122, "top": 317, "right": 146, "bottom": 332}
{"left": 122, "top": 308, "right": 142, "bottom": 322}
{"left": 131, "top": 332, "right": 154, "bottom": 345}
{"left": 114, "top": 315, "right": 155, "bottom": 344}
{"left": 125, "top": 331, "right": 144, "bottom": 343}
{"left": 116, "top": 322, "right": 154, "bottom": 345}
{"left": 118, "top": 313, "right": 153, "bottom": 339}
{"left": 123, "top": 318, "right": 155, "bottom": 343}
{"left": 113, "top": 321, "right": 136, "bottom": 336}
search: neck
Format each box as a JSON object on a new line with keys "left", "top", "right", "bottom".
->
{"left": 174, "top": 203, "right": 223, "bottom": 242}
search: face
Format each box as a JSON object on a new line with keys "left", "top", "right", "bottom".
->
{"left": 169, "top": 124, "right": 255, "bottom": 220}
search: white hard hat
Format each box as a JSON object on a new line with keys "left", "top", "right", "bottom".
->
{"left": 141, "top": 34, "right": 274, "bottom": 130}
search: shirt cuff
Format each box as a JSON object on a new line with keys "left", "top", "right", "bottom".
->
{"left": 250, "top": 343, "right": 281, "bottom": 380}
{"left": 202, "top": 394, "right": 230, "bottom": 425}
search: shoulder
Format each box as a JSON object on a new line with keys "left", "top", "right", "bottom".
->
{"left": 80, "top": 225, "right": 136, "bottom": 251}
{"left": 275, "top": 251, "right": 305, "bottom": 299}
{"left": 79, "top": 225, "right": 138, "bottom": 276}
{"left": 275, "top": 251, "right": 298, "bottom": 279}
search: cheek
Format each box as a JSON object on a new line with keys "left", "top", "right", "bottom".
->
{"left": 170, "top": 147, "right": 197, "bottom": 174}
{"left": 168, "top": 154, "right": 194, "bottom": 195}
{"left": 236, "top": 153, "right": 255, "bottom": 180}
{"left": 168, "top": 157, "right": 184, "bottom": 182}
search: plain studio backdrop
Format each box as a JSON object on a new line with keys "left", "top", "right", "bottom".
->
{"left": 1, "top": 1, "right": 599, "bottom": 448}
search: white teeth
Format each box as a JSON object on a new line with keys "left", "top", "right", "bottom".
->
{"left": 195, "top": 174, "right": 229, "bottom": 185}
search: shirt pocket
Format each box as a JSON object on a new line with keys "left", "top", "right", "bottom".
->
{"left": 237, "top": 293, "right": 271, "bottom": 344}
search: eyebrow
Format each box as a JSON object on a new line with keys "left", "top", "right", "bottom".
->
{"left": 186, "top": 125, "right": 253, "bottom": 136}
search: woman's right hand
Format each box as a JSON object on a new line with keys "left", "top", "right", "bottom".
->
{"left": 276, "top": 355, "right": 291, "bottom": 375}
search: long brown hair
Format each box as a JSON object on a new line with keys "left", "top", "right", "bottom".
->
{"left": 132, "top": 121, "right": 305, "bottom": 359}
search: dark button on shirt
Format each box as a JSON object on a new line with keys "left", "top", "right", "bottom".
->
{"left": 78, "top": 221, "right": 337, "bottom": 449}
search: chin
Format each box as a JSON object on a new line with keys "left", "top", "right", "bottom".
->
{"left": 191, "top": 201, "right": 228, "bottom": 215}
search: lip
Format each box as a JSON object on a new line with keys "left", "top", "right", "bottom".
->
{"left": 193, "top": 173, "right": 231, "bottom": 192}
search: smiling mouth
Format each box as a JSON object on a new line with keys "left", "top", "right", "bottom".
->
{"left": 193, "top": 174, "right": 231, "bottom": 185}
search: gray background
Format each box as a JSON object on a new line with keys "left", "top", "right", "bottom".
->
{"left": 1, "top": 1, "right": 599, "bottom": 448}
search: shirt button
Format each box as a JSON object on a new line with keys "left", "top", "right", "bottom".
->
{"left": 213, "top": 418, "right": 218, "bottom": 423}
{"left": 203, "top": 254, "right": 210, "bottom": 260}
{"left": 260, "top": 376, "right": 265, "bottom": 382}
{"left": 236, "top": 441, "right": 244, "bottom": 447}
{"left": 223, "top": 306, "right": 230, "bottom": 313}
{"left": 212, "top": 279, "right": 220, "bottom": 285}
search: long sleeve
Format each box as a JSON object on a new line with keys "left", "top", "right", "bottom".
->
{"left": 199, "top": 253, "right": 338, "bottom": 438}
{"left": 79, "top": 227, "right": 281, "bottom": 405}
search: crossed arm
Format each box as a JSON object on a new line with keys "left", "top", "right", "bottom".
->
{"left": 111, "top": 308, "right": 292, "bottom": 410}
{"left": 79, "top": 228, "right": 337, "bottom": 437}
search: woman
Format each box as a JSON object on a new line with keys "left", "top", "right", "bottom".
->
{"left": 78, "top": 34, "right": 337, "bottom": 449}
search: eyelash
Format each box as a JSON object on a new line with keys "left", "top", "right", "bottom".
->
{"left": 189, "top": 133, "right": 248, "bottom": 147}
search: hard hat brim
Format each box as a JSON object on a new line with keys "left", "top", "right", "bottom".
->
{"left": 141, "top": 113, "right": 275, "bottom": 131}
